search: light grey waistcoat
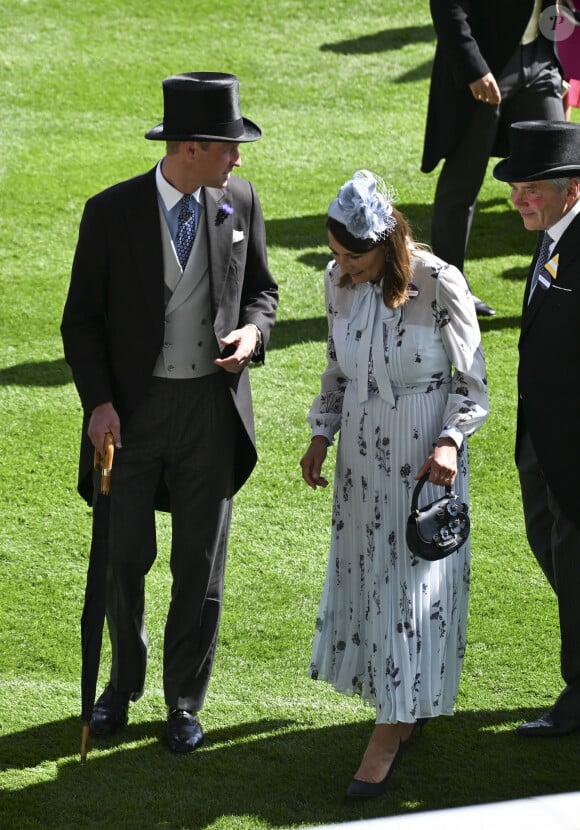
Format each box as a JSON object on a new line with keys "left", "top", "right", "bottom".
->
{"left": 153, "top": 206, "right": 220, "bottom": 379}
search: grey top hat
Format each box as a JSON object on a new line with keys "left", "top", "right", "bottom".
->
{"left": 493, "top": 121, "right": 580, "bottom": 182}
{"left": 145, "top": 71, "right": 262, "bottom": 143}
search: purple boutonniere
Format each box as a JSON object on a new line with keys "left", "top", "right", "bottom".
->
{"left": 215, "top": 201, "right": 234, "bottom": 226}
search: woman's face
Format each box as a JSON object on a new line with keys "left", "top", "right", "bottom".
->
{"left": 328, "top": 231, "right": 385, "bottom": 284}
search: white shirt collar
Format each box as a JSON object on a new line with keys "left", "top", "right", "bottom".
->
{"left": 155, "top": 160, "right": 202, "bottom": 211}
{"left": 548, "top": 197, "right": 580, "bottom": 246}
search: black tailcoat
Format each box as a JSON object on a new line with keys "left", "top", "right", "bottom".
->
{"left": 517, "top": 212, "right": 580, "bottom": 523}
{"left": 422, "top": 0, "right": 556, "bottom": 173}
{"left": 61, "top": 167, "right": 278, "bottom": 510}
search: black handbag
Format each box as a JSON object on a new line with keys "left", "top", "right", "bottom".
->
{"left": 406, "top": 471, "right": 470, "bottom": 561}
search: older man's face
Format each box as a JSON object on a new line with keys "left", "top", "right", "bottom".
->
{"left": 510, "top": 179, "right": 579, "bottom": 231}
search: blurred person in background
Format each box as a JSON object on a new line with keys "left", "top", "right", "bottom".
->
{"left": 555, "top": 0, "right": 580, "bottom": 119}
{"left": 422, "top": 0, "right": 565, "bottom": 317}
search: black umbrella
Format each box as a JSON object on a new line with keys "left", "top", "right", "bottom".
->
{"left": 80, "top": 433, "right": 114, "bottom": 765}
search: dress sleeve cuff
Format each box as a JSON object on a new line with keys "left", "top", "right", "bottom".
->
{"left": 311, "top": 426, "right": 335, "bottom": 446}
{"left": 439, "top": 427, "right": 464, "bottom": 449}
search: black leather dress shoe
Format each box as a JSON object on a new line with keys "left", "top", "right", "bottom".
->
{"left": 516, "top": 710, "right": 580, "bottom": 737}
{"left": 166, "top": 709, "right": 204, "bottom": 753}
{"left": 346, "top": 740, "right": 403, "bottom": 798}
{"left": 89, "top": 684, "right": 130, "bottom": 737}
{"left": 517, "top": 685, "right": 580, "bottom": 737}
{"left": 472, "top": 296, "right": 496, "bottom": 317}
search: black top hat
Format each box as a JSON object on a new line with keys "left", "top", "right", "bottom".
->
{"left": 493, "top": 121, "right": 580, "bottom": 182}
{"left": 145, "top": 72, "right": 262, "bottom": 143}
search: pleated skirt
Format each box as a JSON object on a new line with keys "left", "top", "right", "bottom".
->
{"left": 309, "top": 383, "right": 471, "bottom": 723}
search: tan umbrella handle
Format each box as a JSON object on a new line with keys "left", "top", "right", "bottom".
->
{"left": 93, "top": 432, "right": 115, "bottom": 495}
{"left": 80, "top": 723, "right": 89, "bottom": 765}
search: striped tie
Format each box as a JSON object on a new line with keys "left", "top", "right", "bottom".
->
{"left": 528, "top": 232, "right": 552, "bottom": 304}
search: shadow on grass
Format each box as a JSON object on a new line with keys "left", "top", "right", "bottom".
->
{"left": 268, "top": 317, "right": 328, "bottom": 348}
{"left": 477, "top": 315, "right": 521, "bottom": 334}
{"left": 320, "top": 24, "right": 434, "bottom": 55}
{"left": 0, "top": 358, "right": 71, "bottom": 387}
{"left": 1, "top": 710, "right": 579, "bottom": 828}
{"left": 501, "top": 265, "right": 530, "bottom": 282}
{"left": 318, "top": 24, "right": 436, "bottom": 84}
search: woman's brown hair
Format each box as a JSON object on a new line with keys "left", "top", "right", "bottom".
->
{"left": 327, "top": 207, "right": 414, "bottom": 308}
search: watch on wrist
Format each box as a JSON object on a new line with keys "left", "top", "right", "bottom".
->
{"left": 248, "top": 323, "right": 263, "bottom": 356}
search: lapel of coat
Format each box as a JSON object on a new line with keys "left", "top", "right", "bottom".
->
{"left": 520, "top": 213, "right": 580, "bottom": 338}
{"left": 203, "top": 186, "right": 233, "bottom": 319}
{"left": 126, "top": 167, "right": 165, "bottom": 321}
{"left": 520, "top": 234, "right": 544, "bottom": 336}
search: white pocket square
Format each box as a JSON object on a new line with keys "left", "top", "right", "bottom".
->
{"left": 233, "top": 229, "right": 245, "bottom": 244}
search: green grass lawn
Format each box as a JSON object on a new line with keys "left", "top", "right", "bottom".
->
{"left": 1, "top": 1, "right": 579, "bottom": 828}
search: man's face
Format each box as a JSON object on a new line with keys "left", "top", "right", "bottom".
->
{"left": 193, "top": 141, "right": 241, "bottom": 188}
{"left": 510, "top": 179, "right": 578, "bottom": 231}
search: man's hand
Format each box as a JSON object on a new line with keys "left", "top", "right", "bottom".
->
{"left": 470, "top": 73, "right": 501, "bottom": 105}
{"left": 214, "top": 324, "right": 260, "bottom": 374}
{"left": 88, "top": 401, "right": 122, "bottom": 452}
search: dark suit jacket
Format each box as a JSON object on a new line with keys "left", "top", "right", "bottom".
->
{"left": 517, "top": 211, "right": 580, "bottom": 523}
{"left": 422, "top": 0, "right": 556, "bottom": 173}
{"left": 61, "top": 167, "right": 278, "bottom": 508}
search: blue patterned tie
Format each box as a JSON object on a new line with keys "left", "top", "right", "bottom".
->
{"left": 528, "top": 232, "right": 552, "bottom": 304}
{"left": 176, "top": 194, "right": 198, "bottom": 269}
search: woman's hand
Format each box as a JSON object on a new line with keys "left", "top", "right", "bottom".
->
{"left": 300, "top": 436, "right": 330, "bottom": 489}
{"left": 415, "top": 438, "right": 458, "bottom": 487}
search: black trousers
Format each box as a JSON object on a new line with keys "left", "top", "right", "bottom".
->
{"left": 96, "top": 373, "right": 237, "bottom": 712}
{"left": 431, "top": 40, "right": 564, "bottom": 273}
{"left": 517, "top": 428, "right": 580, "bottom": 687}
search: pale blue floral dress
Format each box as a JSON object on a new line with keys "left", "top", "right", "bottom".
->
{"left": 307, "top": 248, "right": 489, "bottom": 724}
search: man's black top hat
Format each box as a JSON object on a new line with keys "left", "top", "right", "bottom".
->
{"left": 145, "top": 71, "right": 262, "bottom": 143}
{"left": 493, "top": 121, "right": 580, "bottom": 182}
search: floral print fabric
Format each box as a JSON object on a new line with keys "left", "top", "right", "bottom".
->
{"left": 307, "top": 249, "right": 489, "bottom": 723}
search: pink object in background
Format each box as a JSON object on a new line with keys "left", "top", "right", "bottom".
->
{"left": 555, "top": 1, "right": 580, "bottom": 109}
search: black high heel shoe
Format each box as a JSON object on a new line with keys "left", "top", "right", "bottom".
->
{"left": 346, "top": 740, "right": 404, "bottom": 798}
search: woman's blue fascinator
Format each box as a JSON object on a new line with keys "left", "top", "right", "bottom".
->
{"left": 327, "top": 170, "right": 397, "bottom": 241}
